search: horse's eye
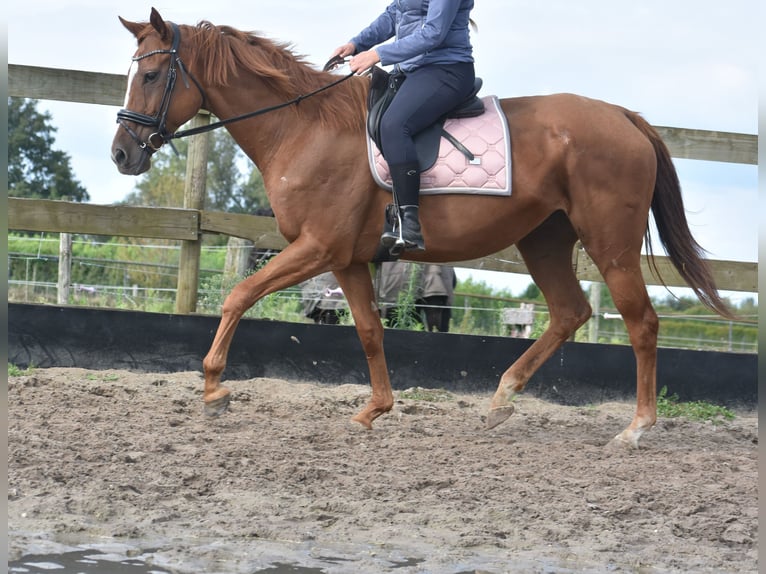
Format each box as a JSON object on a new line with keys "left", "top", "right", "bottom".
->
{"left": 144, "top": 71, "right": 160, "bottom": 84}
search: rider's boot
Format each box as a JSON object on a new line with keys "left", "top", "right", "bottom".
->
{"left": 380, "top": 161, "right": 425, "bottom": 252}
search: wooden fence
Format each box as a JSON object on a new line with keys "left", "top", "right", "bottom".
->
{"left": 8, "top": 64, "right": 758, "bottom": 314}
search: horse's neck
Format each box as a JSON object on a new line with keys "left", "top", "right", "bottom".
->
{"left": 203, "top": 92, "right": 291, "bottom": 169}
{"left": 203, "top": 60, "right": 368, "bottom": 155}
{"left": 206, "top": 77, "right": 366, "bottom": 180}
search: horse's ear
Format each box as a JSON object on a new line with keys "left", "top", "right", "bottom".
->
{"left": 149, "top": 7, "right": 170, "bottom": 41}
{"left": 118, "top": 16, "right": 145, "bottom": 38}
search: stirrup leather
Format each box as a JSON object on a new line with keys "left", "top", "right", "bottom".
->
{"left": 380, "top": 204, "right": 406, "bottom": 256}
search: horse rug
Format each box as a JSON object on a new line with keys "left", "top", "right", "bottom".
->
{"left": 367, "top": 96, "right": 512, "bottom": 196}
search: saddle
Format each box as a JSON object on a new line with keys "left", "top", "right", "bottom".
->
{"left": 366, "top": 66, "right": 486, "bottom": 172}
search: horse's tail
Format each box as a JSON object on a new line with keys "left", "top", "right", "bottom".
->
{"left": 624, "top": 110, "right": 734, "bottom": 319}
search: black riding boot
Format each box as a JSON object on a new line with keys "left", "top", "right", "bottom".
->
{"left": 380, "top": 161, "right": 425, "bottom": 252}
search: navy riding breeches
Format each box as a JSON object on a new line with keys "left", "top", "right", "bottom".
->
{"left": 379, "top": 62, "right": 476, "bottom": 166}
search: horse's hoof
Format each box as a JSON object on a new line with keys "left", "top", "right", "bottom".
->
{"left": 351, "top": 413, "right": 374, "bottom": 430}
{"left": 606, "top": 432, "right": 639, "bottom": 451}
{"left": 204, "top": 394, "right": 231, "bottom": 417}
{"left": 486, "top": 404, "right": 515, "bottom": 429}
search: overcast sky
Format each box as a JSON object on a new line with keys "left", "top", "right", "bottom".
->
{"left": 7, "top": 1, "right": 759, "bottom": 299}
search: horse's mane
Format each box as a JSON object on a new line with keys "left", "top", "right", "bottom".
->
{"left": 183, "top": 21, "right": 367, "bottom": 132}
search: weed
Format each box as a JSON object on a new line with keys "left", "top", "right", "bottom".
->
{"left": 86, "top": 373, "right": 120, "bottom": 382}
{"left": 398, "top": 387, "right": 454, "bottom": 402}
{"left": 387, "top": 265, "right": 425, "bottom": 331}
{"left": 657, "top": 386, "right": 734, "bottom": 424}
{"left": 8, "top": 363, "right": 34, "bottom": 376}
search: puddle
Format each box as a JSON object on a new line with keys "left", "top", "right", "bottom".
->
{"left": 8, "top": 550, "right": 330, "bottom": 574}
{"left": 8, "top": 533, "right": 607, "bottom": 573}
{"left": 7, "top": 539, "right": 426, "bottom": 574}
{"left": 9, "top": 547, "right": 175, "bottom": 574}
{"left": 7, "top": 552, "right": 429, "bottom": 574}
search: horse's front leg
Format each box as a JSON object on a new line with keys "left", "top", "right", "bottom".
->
{"left": 333, "top": 263, "right": 394, "bottom": 429}
{"left": 202, "top": 239, "right": 328, "bottom": 416}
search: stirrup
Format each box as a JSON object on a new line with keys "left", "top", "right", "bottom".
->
{"left": 380, "top": 208, "right": 407, "bottom": 255}
{"left": 403, "top": 236, "right": 425, "bottom": 252}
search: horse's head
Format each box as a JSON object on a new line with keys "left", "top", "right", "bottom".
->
{"left": 111, "top": 8, "right": 205, "bottom": 175}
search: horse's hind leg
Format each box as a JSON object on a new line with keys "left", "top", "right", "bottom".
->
{"left": 586, "top": 246, "right": 658, "bottom": 449}
{"left": 333, "top": 263, "right": 394, "bottom": 428}
{"left": 488, "top": 212, "right": 592, "bottom": 428}
{"left": 571, "top": 190, "right": 658, "bottom": 448}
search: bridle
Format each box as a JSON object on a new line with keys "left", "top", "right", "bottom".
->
{"left": 116, "top": 23, "right": 354, "bottom": 155}
{"left": 116, "top": 22, "right": 207, "bottom": 155}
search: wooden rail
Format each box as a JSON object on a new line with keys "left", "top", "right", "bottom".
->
{"left": 9, "top": 65, "right": 126, "bottom": 106}
{"left": 7, "top": 64, "right": 758, "bottom": 311}
{"left": 9, "top": 64, "right": 757, "bottom": 165}
{"left": 9, "top": 198, "right": 199, "bottom": 241}
{"left": 8, "top": 197, "right": 757, "bottom": 293}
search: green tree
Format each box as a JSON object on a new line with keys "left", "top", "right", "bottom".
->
{"left": 123, "top": 129, "right": 268, "bottom": 212}
{"left": 659, "top": 294, "right": 699, "bottom": 313}
{"left": 451, "top": 277, "right": 517, "bottom": 335}
{"left": 207, "top": 132, "right": 239, "bottom": 211}
{"left": 207, "top": 130, "right": 268, "bottom": 213}
{"left": 520, "top": 282, "right": 542, "bottom": 301}
{"left": 123, "top": 138, "right": 188, "bottom": 207}
{"left": 8, "top": 98, "right": 89, "bottom": 201}
{"left": 734, "top": 297, "right": 757, "bottom": 316}
{"left": 234, "top": 163, "right": 269, "bottom": 214}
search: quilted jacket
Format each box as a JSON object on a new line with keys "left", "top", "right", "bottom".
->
{"left": 350, "top": 0, "right": 474, "bottom": 72}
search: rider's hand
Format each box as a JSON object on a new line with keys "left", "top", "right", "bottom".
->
{"left": 349, "top": 49, "right": 381, "bottom": 74}
{"left": 331, "top": 42, "right": 356, "bottom": 59}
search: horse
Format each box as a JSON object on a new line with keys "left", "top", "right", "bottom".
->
{"left": 111, "top": 8, "right": 732, "bottom": 449}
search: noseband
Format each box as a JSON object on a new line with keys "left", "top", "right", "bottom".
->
{"left": 116, "top": 22, "right": 206, "bottom": 154}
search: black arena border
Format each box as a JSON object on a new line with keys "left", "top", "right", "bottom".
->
{"left": 9, "top": 303, "right": 756, "bottom": 407}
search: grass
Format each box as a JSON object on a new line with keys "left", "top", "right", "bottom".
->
{"left": 657, "top": 385, "right": 735, "bottom": 424}
{"left": 398, "top": 387, "right": 454, "bottom": 402}
{"left": 86, "top": 373, "right": 120, "bottom": 382}
{"left": 8, "top": 363, "right": 34, "bottom": 376}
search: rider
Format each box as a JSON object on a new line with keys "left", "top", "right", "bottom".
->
{"left": 331, "top": 0, "right": 476, "bottom": 252}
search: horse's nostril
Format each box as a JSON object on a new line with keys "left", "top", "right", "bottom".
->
{"left": 112, "top": 147, "right": 126, "bottom": 166}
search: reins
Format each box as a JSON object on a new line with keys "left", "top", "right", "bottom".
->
{"left": 171, "top": 70, "right": 355, "bottom": 141}
{"left": 117, "top": 21, "right": 355, "bottom": 152}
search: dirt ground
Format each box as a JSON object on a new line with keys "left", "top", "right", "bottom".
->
{"left": 8, "top": 367, "right": 758, "bottom": 573}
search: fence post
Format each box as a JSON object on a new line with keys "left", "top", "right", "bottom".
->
{"left": 589, "top": 282, "right": 601, "bottom": 343}
{"left": 175, "top": 112, "right": 210, "bottom": 314}
{"left": 57, "top": 232, "right": 72, "bottom": 305}
{"left": 224, "top": 237, "right": 253, "bottom": 280}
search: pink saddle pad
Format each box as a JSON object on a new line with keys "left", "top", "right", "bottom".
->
{"left": 368, "top": 96, "right": 511, "bottom": 196}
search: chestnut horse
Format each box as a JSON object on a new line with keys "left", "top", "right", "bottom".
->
{"left": 111, "top": 9, "right": 731, "bottom": 448}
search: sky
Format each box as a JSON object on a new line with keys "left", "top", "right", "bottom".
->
{"left": 7, "top": 1, "right": 759, "bottom": 302}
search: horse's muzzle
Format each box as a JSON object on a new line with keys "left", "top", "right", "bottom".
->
{"left": 111, "top": 143, "right": 151, "bottom": 176}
